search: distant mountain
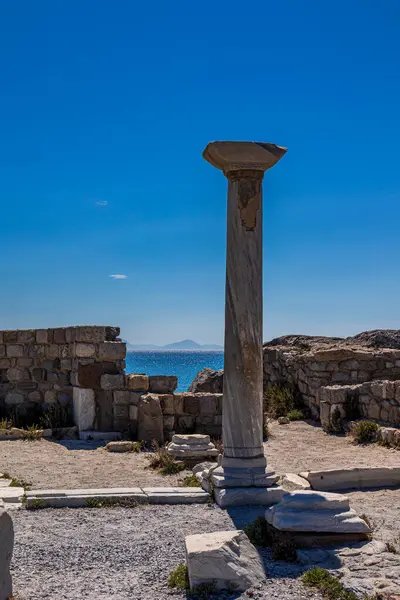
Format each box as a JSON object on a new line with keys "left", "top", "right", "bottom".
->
{"left": 122, "top": 338, "right": 223, "bottom": 351}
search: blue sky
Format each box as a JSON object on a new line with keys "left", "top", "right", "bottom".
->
{"left": 1, "top": 0, "right": 400, "bottom": 345}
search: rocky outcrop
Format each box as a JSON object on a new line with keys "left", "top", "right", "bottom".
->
{"left": 188, "top": 368, "right": 224, "bottom": 393}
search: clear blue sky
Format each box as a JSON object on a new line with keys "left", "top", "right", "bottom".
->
{"left": 1, "top": 0, "right": 400, "bottom": 345}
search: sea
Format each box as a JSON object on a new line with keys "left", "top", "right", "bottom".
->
{"left": 125, "top": 351, "right": 224, "bottom": 392}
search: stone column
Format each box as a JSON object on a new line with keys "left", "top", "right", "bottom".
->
{"left": 203, "top": 141, "right": 287, "bottom": 507}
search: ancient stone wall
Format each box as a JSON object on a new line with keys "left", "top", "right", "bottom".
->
{"left": 263, "top": 342, "right": 400, "bottom": 420}
{"left": 0, "top": 326, "right": 124, "bottom": 429}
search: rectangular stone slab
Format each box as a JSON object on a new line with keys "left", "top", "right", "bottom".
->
{"left": 26, "top": 487, "right": 144, "bottom": 498}
{"left": 145, "top": 491, "right": 209, "bottom": 504}
{"left": 0, "top": 488, "right": 24, "bottom": 501}
{"left": 214, "top": 486, "right": 283, "bottom": 508}
{"left": 300, "top": 467, "right": 400, "bottom": 491}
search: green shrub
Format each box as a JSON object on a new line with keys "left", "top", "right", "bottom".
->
{"left": 22, "top": 425, "right": 43, "bottom": 441}
{"left": 263, "top": 385, "right": 295, "bottom": 419}
{"left": 167, "top": 564, "right": 189, "bottom": 589}
{"left": 302, "top": 568, "right": 358, "bottom": 600}
{"left": 147, "top": 443, "right": 185, "bottom": 475}
{"left": 352, "top": 420, "right": 379, "bottom": 444}
{"left": 182, "top": 475, "right": 201, "bottom": 487}
{"left": 27, "top": 499, "right": 46, "bottom": 511}
{"left": 287, "top": 409, "right": 304, "bottom": 421}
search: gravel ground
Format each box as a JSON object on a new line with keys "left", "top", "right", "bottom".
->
{"left": 11, "top": 504, "right": 324, "bottom": 600}
{"left": 2, "top": 421, "right": 400, "bottom": 490}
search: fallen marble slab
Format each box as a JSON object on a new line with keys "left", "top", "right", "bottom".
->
{"left": 0, "top": 508, "right": 14, "bottom": 600}
{"left": 265, "top": 490, "right": 371, "bottom": 534}
{"left": 0, "top": 488, "right": 25, "bottom": 503}
{"left": 186, "top": 530, "right": 266, "bottom": 592}
{"left": 25, "top": 487, "right": 209, "bottom": 508}
{"left": 142, "top": 487, "right": 209, "bottom": 505}
{"left": 300, "top": 467, "right": 400, "bottom": 491}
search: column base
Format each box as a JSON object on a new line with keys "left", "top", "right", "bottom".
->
{"left": 214, "top": 486, "right": 284, "bottom": 508}
{"left": 211, "top": 456, "right": 279, "bottom": 488}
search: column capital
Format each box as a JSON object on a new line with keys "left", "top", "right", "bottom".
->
{"left": 202, "top": 141, "right": 287, "bottom": 176}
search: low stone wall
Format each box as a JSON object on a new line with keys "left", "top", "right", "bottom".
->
{"left": 0, "top": 326, "right": 124, "bottom": 428}
{"left": 319, "top": 379, "right": 400, "bottom": 428}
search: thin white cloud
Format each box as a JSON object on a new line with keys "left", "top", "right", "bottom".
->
{"left": 96, "top": 200, "right": 108, "bottom": 206}
{"left": 110, "top": 274, "right": 127, "bottom": 280}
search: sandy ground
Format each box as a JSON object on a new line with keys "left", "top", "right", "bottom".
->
{"left": 1, "top": 420, "right": 400, "bottom": 490}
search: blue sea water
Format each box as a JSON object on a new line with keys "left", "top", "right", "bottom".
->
{"left": 125, "top": 351, "right": 224, "bottom": 392}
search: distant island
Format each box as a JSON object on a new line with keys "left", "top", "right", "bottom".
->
{"left": 123, "top": 338, "right": 223, "bottom": 351}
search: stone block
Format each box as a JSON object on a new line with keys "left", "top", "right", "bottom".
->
{"left": 0, "top": 346, "right": 5, "bottom": 358}
{"left": 44, "top": 390, "right": 57, "bottom": 404}
{"left": 16, "top": 358, "right": 33, "bottom": 367}
{"left": 36, "top": 329, "right": 48, "bottom": 344}
{"left": 60, "top": 359, "right": 72, "bottom": 371}
{"left": 46, "top": 345, "right": 59, "bottom": 359}
{"left": 301, "top": 467, "right": 400, "bottom": 491}
{"left": 158, "top": 394, "right": 174, "bottom": 414}
{"left": 113, "top": 405, "right": 128, "bottom": 419}
{"left": 96, "top": 391, "right": 114, "bottom": 431}
{"left": 280, "top": 473, "right": 311, "bottom": 491}
{"left": 28, "top": 345, "right": 46, "bottom": 359}
{"left": 214, "top": 486, "right": 284, "bottom": 508}
{"left": 5, "top": 392, "right": 24, "bottom": 405}
{"left": 184, "top": 393, "right": 200, "bottom": 415}
{"left": 101, "top": 374, "right": 124, "bottom": 390}
{"left": 53, "top": 328, "right": 66, "bottom": 344}
{"left": 3, "top": 331, "right": 17, "bottom": 344}
{"left": 0, "top": 359, "right": 11, "bottom": 369}
{"left": 73, "top": 388, "right": 96, "bottom": 431}
{"left": 106, "top": 441, "right": 134, "bottom": 453}
{"left": 6, "top": 345, "right": 23, "bottom": 358}
{"left": 137, "top": 394, "right": 164, "bottom": 443}
{"left": 59, "top": 345, "right": 71, "bottom": 359}
{"left": 163, "top": 415, "right": 174, "bottom": 430}
{"left": 125, "top": 373, "right": 149, "bottom": 392}
{"left": 129, "top": 405, "right": 138, "bottom": 421}
{"left": 265, "top": 490, "right": 371, "bottom": 533}
{"left": 148, "top": 375, "right": 178, "bottom": 394}
{"left": 74, "top": 343, "right": 96, "bottom": 358}
{"left": 198, "top": 393, "right": 218, "bottom": 414}
{"left": 58, "top": 392, "right": 72, "bottom": 407}
{"left": 75, "top": 326, "right": 106, "bottom": 343}
{"left": 0, "top": 509, "right": 13, "bottom": 599}
{"left": 17, "top": 381, "right": 38, "bottom": 393}
{"left": 185, "top": 530, "right": 266, "bottom": 592}
{"left": 113, "top": 391, "right": 131, "bottom": 405}
{"left": 172, "top": 393, "right": 185, "bottom": 414}
{"left": 98, "top": 342, "right": 126, "bottom": 361}
{"left": 28, "top": 391, "right": 43, "bottom": 404}
{"left": 6, "top": 368, "right": 30, "bottom": 382}
{"left": 213, "top": 415, "right": 222, "bottom": 426}
{"left": 31, "top": 368, "right": 46, "bottom": 382}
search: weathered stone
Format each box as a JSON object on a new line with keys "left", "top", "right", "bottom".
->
{"left": 16, "top": 357, "right": 33, "bottom": 367}
{"left": 44, "top": 390, "right": 57, "bottom": 404}
{"left": 73, "top": 388, "right": 96, "bottom": 431}
{"left": 28, "top": 391, "right": 43, "bottom": 404}
{"left": 6, "top": 345, "right": 23, "bottom": 358}
{"left": 101, "top": 374, "right": 124, "bottom": 390}
{"left": 36, "top": 329, "right": 48, "bottom": 344}
{"left": 3, "top": 331, "right": 17, "bottom": 343}
{"left": 184, "top": 394, "right": 200, "bottom": 415}
{"left": 5, "top": 392, "right": 24, "bottom": 405}
{"left": 137, "top": 394, "right": 164, "bottom": 443}
{"left": 113, "top": 390, "right": 131, "bottom": 405}
{"left": 189, "top": 368, "right": 224, "bottom": 393}
{"left": 158, "top": 394, "right": 174, "bottom": 414}
{"left": 46, "top": 344, "right": 59, "bottom": 359}
{"left": 148, "top": 375, "right": 178, "bottom": 394}
{"left": 0, "top": 428, "right": 25, "bottom": 440}
{"left": 113, "top": 405, "right": 128, "bottom": 419}
{"left": 60, "top": 359, "right": 72, "bottom": 371}
{"left": 198, "top": 393, "right": 218, "bottom": 414}
{"left": 74, "top": 343, "right": 96, "bottom": 358}
{"left": 125, "top": 373, "right": 149, "bottom": 392}
{"left": 280, "top": 473, "right": 311, "bottom": 491}
{"left": 0, "top": 508, "right": 14, "bottom": 599}
{"left": 163, "top": 415, "right": 174, "bottom": 430}
{"left": 17, "top": 381, "right": 38, "bottom": 393}
{"left": 6, "top": 368, "right": 30, "bottom": 382}
{"left": 98, "top": 342, "right": 126, "bottom": 361}
{"left": 75, "top": 326, "right": 106, "bottom": 343}
{"left": 106, "top": 441, "right": 134, "bottom": 453}
{"left": 278, "top": 416, "right": 290, "bottom": 425}
{"left": 129, "top": 405, "right": 138, "bottom": 421}
{"left": 185, "top": 530, "right": 266, "bottom": 592}
{"left": 31, "top": 368, "right": 46, "bottom": 382}
{"left": 265, "top": 490, "right": 371, "bottom": 534}
{"left": 95, "top": 391, "right": 114, "bottom": 431}
{"left": 301, "top": 467, "right": 400, "bottom": 491}
{"left": 0, "top": 359, "right": 11, "bottom": 369}
{"left": 58, "top": 392, "right": 72, "bottom": 407}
